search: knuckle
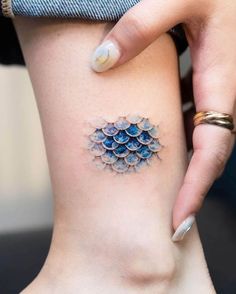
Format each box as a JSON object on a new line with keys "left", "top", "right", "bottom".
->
{"left": 211, "top": 147, "right": 228, "bottom": 172}
{"left": 182, "top": 179, "right": 205, "bottom": 210}
{"left": 193, "top": 192, "right": 205, "bottom": 211}
{"left": 122, "top": 11, "right": 151, "bottom": 43}
{"left": 195, "top": 140, "right": 230, "bottom": 176}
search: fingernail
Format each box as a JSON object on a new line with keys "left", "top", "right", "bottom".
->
{"left": 172, "top": 215, "right": 195, "bottom": 242}
{"left": 91, "top": 40, "right": 121, "bottom": 72}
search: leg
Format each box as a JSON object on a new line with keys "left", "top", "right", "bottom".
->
{"left": 14, "top": 18, "right": 215, "bottom": 294}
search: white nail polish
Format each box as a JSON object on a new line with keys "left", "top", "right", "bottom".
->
{"left": 91, "top": 40, "right": 121, "bottom": 72}
{"left": 172, "top": 215, "right": 195, "bottom": 242}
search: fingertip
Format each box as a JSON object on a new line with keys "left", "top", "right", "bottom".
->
{"left": 90, "top": 40, "right": 121, "bottom": 73}
{"left": 172, "top": 214, "right": 196, "bottom": 242}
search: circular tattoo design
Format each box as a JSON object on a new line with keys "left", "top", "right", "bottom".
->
{"left": 102, "top": 123, "right": 119, "bottom": 136}
{"left": 125, "top": 124, "right": 142, "bottom": 137}
{"left": 114, "top": 117, "right": 130, "bottom": 130}
{"left": 102, "top": 137, "right": 119, "bottom": 150}
{"left": 137, "top": 131, "right": 153, "bottom": 145}
{"left": 114, "top": 130, "right": 130, "bottom": 144}
{"left": 89, "top": 129, "right": 106, "bottom": 143}
{"left": 101, "top": 151, "right": 118, "bottom": 164}
{"left": 126, "top": 115, "right": 143, "bottom": 124}
{"left": 137, "top": 145, "right": 153, "bottom": 159}
{"left": 89, "top": 142, "right": 106, "bottom": 156}
{"left": 113, "top": 145, "right": 130, "bottom": 158}
{"left": 148, "top": 139, "right": 162, "bottom": 152}
{"left": 125, "top": 153, "right": 140, "bottom": 166}
{"left": 148, "top": 126, "right": 159, "bottom": 138}
{"left": 137, "top": 118, "right": 153, "bottom": 131}
{"left": 88, "top": 116, "right": 162, "bottom": 173}
{"left": 112, "top": 159, "right": 129, "bottom": 173}
{"left": 125, "top": 137, "right": 142, "bottom": 151}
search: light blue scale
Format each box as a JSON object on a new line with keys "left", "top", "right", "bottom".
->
{"left": 137, "top": 131, "right": 153, "bottom": 145}
{"left": 125, "top": 153, "right": 140, "bottom": 166}
{"left": 148, "top": 126, "right": 159, "bottom": 138}
{"left": 101, "top": 151, "right": 118, "bottom": 164}
{"left": 137, "top": 145, "right": 153, "bottom": 159}
{"left": 89, "top": 142, "right": 106, "bottom": 156}
{"left": 138, "top": 118, "right": 153, "bottom": 131}
{"left": 148, "top": 139, "right": 162, "bottom": 152}
{"left": 125, "top": 137, "right": 142, "bottom": 151}
{"left": 102, "top": 124, "right": 119, "bottom": 136}
{"left": 112, "top": 159, "right": 129, "bottom": 173}
{"left": 114, "top": 118, "right": 130, "bottom": 130}
{"left": 89, "top": 129, "right": 107, "bottom": 143}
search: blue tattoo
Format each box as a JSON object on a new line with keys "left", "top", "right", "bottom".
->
{"left": 88, "top": 116, "right": 163, "bottom": 173}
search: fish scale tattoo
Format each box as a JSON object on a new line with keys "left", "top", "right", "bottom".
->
{"left": 88, "top": 115, "right": 163, "bottom": 173}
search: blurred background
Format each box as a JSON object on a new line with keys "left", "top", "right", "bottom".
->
{"left": 0, "top": 66, "right": 52, "bottom": 234}
{"left": 0, "top": 49, "right": 235, "bottom": 294}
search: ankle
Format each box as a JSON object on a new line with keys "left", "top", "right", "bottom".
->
{"left": 22, "top": 222, "right": 215, "bottom": 294}
{"left": 39, "top": 219, "right": 177, "bottom": 289}
{"left": 24, "top": 244, "right": 176, "bottom": 294}
{"left": 118, "top": 242, "right": 177, "bottom": 287}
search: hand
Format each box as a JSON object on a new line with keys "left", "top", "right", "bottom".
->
{"left": 90, "top": 0, "right": 236, "bottom": 241}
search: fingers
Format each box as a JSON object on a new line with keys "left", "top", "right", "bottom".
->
{"left": 172, "top": 66, "right": 236, "bottom": 242}
{"left": 90, "top": 0, "right": 190, "bottom": 72}
{"left": 172, "top": 125, "right": 234, "bottom": 240}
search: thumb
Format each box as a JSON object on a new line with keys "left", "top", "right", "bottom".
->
{"left": 90, "top": 0, "right": 190, "bottom": 72}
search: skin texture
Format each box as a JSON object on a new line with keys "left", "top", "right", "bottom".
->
{"left": 90, "top": 0, "right": 236, "bottom": 232}
{"left": 14, "top": 18, "right": 215, "bottom": 293}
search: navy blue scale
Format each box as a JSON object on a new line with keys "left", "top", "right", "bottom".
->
{"left": 114, "top": 130, "right": 130, "bottom": 144}
{"left": 125, "top": 124, "right": 142, "bottom": 137}
{"left": 113, "top": 145, "right": 130, "bottom": 158}
{"left": 102, "top": 137, "right": 119, "bottom": 150}
{"left": 89, "top": 117, "right": 162, "bottom": 173}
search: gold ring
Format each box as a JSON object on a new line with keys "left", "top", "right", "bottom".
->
{"left": 193, "top": 111, "right": 235, "bottom": 133}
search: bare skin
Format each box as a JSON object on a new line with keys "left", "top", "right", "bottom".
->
{"left": 13, "top": 18, "right": 215, "bottom": 294}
